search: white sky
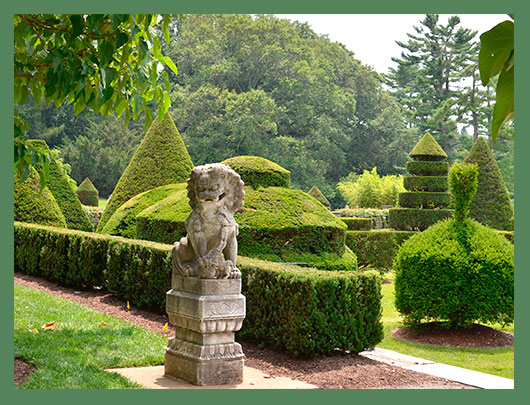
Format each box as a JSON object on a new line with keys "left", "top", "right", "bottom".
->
{"left": 276, "top": 14, "right": 510, "bottom": 74}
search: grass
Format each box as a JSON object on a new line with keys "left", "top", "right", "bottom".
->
{"left": 98, "top": 197, "right": 108, "bottom": 208}
{"left": 378, "top": 282, "right": 514, "bottom": 379}
{"left": 14, "top": 284, "right": 167, "bottom": 388}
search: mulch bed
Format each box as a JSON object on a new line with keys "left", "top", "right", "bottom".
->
{"left": 14, "top": 272, "right": 504, "bottom": 389}
{"left": 392, "top": 323, "right": 513, "bottom": 348}
{"left": 14, "top": 358, "right": 35, "bottom": 387}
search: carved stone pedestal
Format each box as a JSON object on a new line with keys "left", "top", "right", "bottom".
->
{"left": 165, "top": 274, "right": 246, "bottom": 386}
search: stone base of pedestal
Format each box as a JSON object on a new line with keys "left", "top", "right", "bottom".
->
{"left": 165, "top": 275, "right": 246, "bottom": 386}
{"left": 164, "top": 351, "right": 244, "bottom": 386}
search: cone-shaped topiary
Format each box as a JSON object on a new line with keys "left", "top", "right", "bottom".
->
{"left": 96, "top": 113, "right": 194, "bottom": 231}
{"left": 408, "top": 132, "right": 447, "bottom": 161}
{"left": 220, "top": 156, "right": 290, "bottom": 188}
{"left": 76, "top": 178, "right": 99, "bottom": 207}
{"left": 389, "top": 132, "right": 452, "bottom": 230}
{"left": 48, "top": 159, "right": 93, "bottom": 231}
{"left": 14, "top": 168, "right": 67, "bottom": 228}
{"left": 394, "top": 163, "right": 514, "bottom": 328}
{"left": 307, "top": 185, "right": 330, "bottom": 208}
{"left": 464, "top": 136, "right": 513, "bottom": 230}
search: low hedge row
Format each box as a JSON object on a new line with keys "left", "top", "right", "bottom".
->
{"left": 341, "top": 217, "right": 373, "bottom": 230}
{"left": 333, "top": 208, "right": 390, "bottom": 229}
{"left": 398, "top": 192, "right": 451, "bottom": 209}
{"left": 14, "top": 222, "right": 382, "bottom": 356}
{"left": 403, "top": 176, "right": 448, "bottom": 192}
{"left": 345, "top": 230, "right": 416, "bottom": 272}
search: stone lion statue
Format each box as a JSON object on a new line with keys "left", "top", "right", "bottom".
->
{"left": 171, "top": 163, "right": 245, "bottom": 279}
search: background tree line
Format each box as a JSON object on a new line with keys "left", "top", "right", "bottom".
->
{"left": 20, "top": 14, "right": 513, "bottom": 205}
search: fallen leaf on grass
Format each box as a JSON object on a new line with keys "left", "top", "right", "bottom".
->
{"left": 29, "top": 329, "right": 39, "bottom": 334}
{"left": 100, "top": 322, "right": 107, "bottom": 326}
{"left": 42, "top": 322, "right": 55, "bottom": 330}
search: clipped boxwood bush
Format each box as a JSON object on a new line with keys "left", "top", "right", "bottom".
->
{"left": 464, "top": 137, "right": 513, "bottom": 230}
{"left": 394, "top": 163, "right": 514, "bottom": 328}
{"left": 341, "top": 217, "right": 372, "bottom": 230}
{"left": 220, "top": 155, "right": 290, "bottom": 188}
{"left": 134, "top": 186, "right": 353, "bottom": 271}
{"left": 100, "top": 183, "right": 186, "bottom": 238}
{"left": 333, "top": 208, "right": 390, "bottom": 229}
{"left": 48, "top": 160, "right": 93, "bottom": 231}
{"left": 398, "top": 192, "right": 451, "bottom": 209}
{"left": 403, "top": 176, "right": 448, "bottom": 192}
{"left": 408, "top": 132, "right": 447, "bottom": 161}
{"left": 406, "top": 161, "right": 449, "bottom": 176}
{"left": 240, "top": 259, "right": 383, "bottom": 356}
{"left": 345, "top": 230, "right": 416, "bottom": 272}
{"left": 307, "top": 185, "right": 330, "bottom": 208}
{"left": 76, "top": 177, "right": 99, "bottom": 207}
{"left": 97, "top": 113, "right": 194, "bottom": 231}
{"left": 15, "top": 222, "right": 382, "bottom": 357}
{"left": 14, "top": 168, "right": 67, "bottom": 228}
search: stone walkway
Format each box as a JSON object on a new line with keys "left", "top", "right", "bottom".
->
{"left": 107, "top": 348, "right": 513, "bottom": 389}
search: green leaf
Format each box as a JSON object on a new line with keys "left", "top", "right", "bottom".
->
{"left": 99, "top": 39, "right": 114, "bottom": 67}
{"left": 491, "top": 64, "right": 514, "bottom": 141}
{"left": 479, "top": 20, "right": 514, "bottom": 86}
{"left": 163, "top": 56, "right": 178, "bottom": 75}
{"left": 115, "top": 32, "right": 129, "bottom": 49}
{"left": 69, "top": 15, "right": 84, "bottom": 38}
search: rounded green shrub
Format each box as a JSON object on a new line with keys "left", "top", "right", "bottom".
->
{"left": 394, "top": 218, "right": 514, "bottom": 328}
{"left": 403, "top": 176, "right": 448, "bottom": 192}
{"left": 76, "top": 178, "right": 99, "bottom": 206}
{"left": 394, "top": 163, "right": 514, "bottom": 328}
{"left": 388, "top": 208, "right": 453, "bottom": 231}
{"left": 406, "top": 161, "right": 449, "bottom": 176}
{"left": 464, "top": 137, "right": 513, "bottom": 230}
{"left": 100, "top": 183, "right": 186, "bottom": 239}
{"left": 97, "top": 113, "right": 194, "bottom": 231}
{"left": 15, "top": 168, "right": 67, "bottom": 228}
{"left": 134, "top": 185, "right": 354, "bottom": 271}
{"left": 220, "top": 156, "right": 290, "bottom": 188}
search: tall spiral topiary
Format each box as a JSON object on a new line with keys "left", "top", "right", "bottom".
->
{"left": 96, "top": 113, "right": 194, "bottom": 231}
{"left": 389, "top": 132, "right": 453, "bottom": 231}
{"left": 464, "top": 136, "right": 513, "bottom": 230}
{"left": 394, "top": 163, "right": 514, "bottom": 328}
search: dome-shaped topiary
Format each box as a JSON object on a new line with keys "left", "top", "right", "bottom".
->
{"left": 464, "top": 136, "right": 513, "bottom": 231}
{"left": 220, "top": 156, "right": 290, "bottom": 188}
{"left": 96, "top": 113, "right": 194, "bottom": 231}
{"left": 14, "top": 168, "right": 67, "bottom": 228}
{"left": 394, "top": 163, "right": 514, "bottom": 328}
{"left": 307, "top": 185, "right": 330, "bottom": 208}
{"left": 76, "top": 177, "right": 99, "bottom": 207}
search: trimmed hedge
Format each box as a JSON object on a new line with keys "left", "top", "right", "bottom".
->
{"left": 76, "top": 177, "right": 99, "bottom": 207}
{"left": 14, "top": 169, "right": 67, "bottom": 228}
{"left": 220, "top": 156, "right": 290, "bottom": 188}
{"left": 345, "top": 230, "right": 416, "bottom": 272}
{"left": 135, "top": 186, "right": 353, "bottom": 270}
{"left": 341, "top": 217, "right": 372, "bottom": 230}
{"left": 48, "top": 161, "right": 93, "bottom": 231}
{"left": 394, "top": 218, "right": 514, "bottom": 327}
{"left": 406, "top": 161, "right": 449, "bottom": 176}
{"left": 97, "top": 113, "right": 193, "bottom": 231}
{"left": 389, "top": 208, "right": 453, "bottom": 231}
{"left": 333, "top": 208, "right": 389, "bottom": 229}
{"left": 409, "top": 132, "right": 447, "bottom": 161}
{"left": 398, "top": 192, "right": 451, "bottom": 209}
{"left": 14, "top": 222, "right": 382, "bottom": 356}
{"left": 307, "top": 185, "right": 330, "bottom": 208}
{"left": 100, "top": 183, "right": 186, "bottom": 239}
{"left": 403, "top": 176, "right": 448, "bottom": 192}
{"left": 464, "top": 137, "right": 513, "bottom": 231}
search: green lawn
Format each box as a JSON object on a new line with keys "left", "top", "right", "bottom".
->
{"left": 378, "top": 282, "right": 514, "bottom": 379}
{"left": 14, "top": 284, "right": 166, "bottom": 388}
{"left": 98, "top": 198, "right": 108, "bottom": 208}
